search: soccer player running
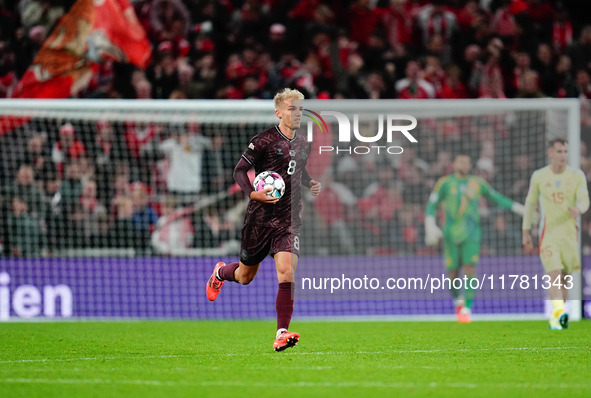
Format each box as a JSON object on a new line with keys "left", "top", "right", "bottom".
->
{"left": 425, "top": 154, "right": 525, "bottom": 323}
{"left": 206, "top": 88, "right": 321, "bottom": 351}
{"left": 522, "top": 138, "right": 589, "bottom": 330}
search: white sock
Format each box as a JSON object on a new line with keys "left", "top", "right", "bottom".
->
{"left": 276, "top": 328, "right": 287, "bottom": 338}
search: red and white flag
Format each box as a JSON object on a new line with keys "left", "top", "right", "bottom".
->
{"left": 1, "top": 0, "right": 152, "bottom": 132}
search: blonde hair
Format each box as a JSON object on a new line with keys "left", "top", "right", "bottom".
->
{"left": 273, "top": 88, "right": 304, "bottom": 110}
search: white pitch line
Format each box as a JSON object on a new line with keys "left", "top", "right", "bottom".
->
{"left": 1, "top": 378, "right": 590, "bottom": 389}
{"left": 0, "top": 346, "right": 586, "bottom": 365}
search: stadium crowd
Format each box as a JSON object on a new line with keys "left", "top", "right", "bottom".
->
{"left": 1, "top": 0, "right": 591, "bottom": 257}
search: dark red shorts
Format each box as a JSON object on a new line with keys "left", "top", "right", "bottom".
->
{"left": 240, "top": 224, "right": 300, "bottom": 266}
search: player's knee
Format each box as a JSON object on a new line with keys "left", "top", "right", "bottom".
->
{"left": 277, "top": 270, "right": 293, "bottom": 283}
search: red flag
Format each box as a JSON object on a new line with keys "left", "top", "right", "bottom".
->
{"left": 0, "top": 0, "right": 151, "bottom": 134}
{"left": 10, "top": 0, "right": 151, "bottom": 100}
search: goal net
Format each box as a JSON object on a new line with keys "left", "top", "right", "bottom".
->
{"left": 0, "top": 99, "right": 583, "bottom": 321}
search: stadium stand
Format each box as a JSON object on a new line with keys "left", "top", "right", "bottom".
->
{"left": 0, "top": 0, "right": 590, "bottom": 259}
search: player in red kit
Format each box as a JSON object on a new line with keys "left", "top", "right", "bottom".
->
{"left": 206, "top": 88, "right": 321, "bottom": 351}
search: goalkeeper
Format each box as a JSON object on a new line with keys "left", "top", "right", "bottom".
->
{"left": 425, "top": 154, "right": 525, "bottom": 323}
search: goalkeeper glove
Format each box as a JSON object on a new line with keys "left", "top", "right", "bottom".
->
{"left": 425, "top": 216, "right": 443, "bottom": 246}
{"left": 511, "top": 202, "right": 525, "bottom": 216}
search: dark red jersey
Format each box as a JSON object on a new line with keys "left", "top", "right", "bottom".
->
{"left": 241, "top": 126, "right": 312, "bottom": 228}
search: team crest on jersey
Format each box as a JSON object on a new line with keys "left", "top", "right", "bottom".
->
{"left": 466, "top": 180, "right": 480, "bottom": 199}
{"left": 289, "top": 149, "right": 296, "bottom": 157}
{"left": 249, "top": 143, "right": 255, "bottom": 150}
{"left": 276, "top": 148, "right": 283, "bottom": 155}
{"left": 555, "top": 180, "right": 561, "bottom": 188}
{"left": 545, "top": 182, "right": 551, "bottom": 187}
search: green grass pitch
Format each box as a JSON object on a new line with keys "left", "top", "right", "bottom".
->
{"left": 1, "top": 320, "right": 590, "bottom": 398}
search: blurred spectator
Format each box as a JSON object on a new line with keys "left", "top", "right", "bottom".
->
{"left": 21, "top": 133, "right": 50, "bottom": 183}
{"left": 472, "top": 38, "right": 507, "bottom": 98}
{"left": 512, "top": 51, "right": 538, "bottom": 93}
{"left": 134, "top": 79, "right": 153, "bottom": 99}
{"left": 191, "top": 53, "right": 217, "bottom": 98}
{"left": 18, "top": 0, "right": 64, "bottom": 31}
{"left": 110, "top": 171, "right": 131, "bottom": 218}
{"left": 414, "top": 0, "right": 458, "bottom": 63}
{"left": 390, "top": 203, "right": 424, "bottom": 255}
{"left": 79, "top": 180, "right": 107, "bottom": 241}
{"left": 396, "top": 60, "right": 435, "bottom": 99}
{"left": 424, "top": 55, "right": 445, "bottom": 95}
{"left": 380, "top": 0, "right": 412, "bottom": 57}
{"left": 438, "top": 64, "right": 469, "bottom": 98}
{"left": 6, "top": 196, "right": 44, "bottom": 257}
{"left": 42, "top": 167, "right": 62, "bottom": 252}
{"left": 131, "top": 182, "right": 158, "bottom": 235}
{"left": 86, "top": 119, "right": 128, "bottom": 203}
{"left": 574, "top": 69, "right": 591, "bottom": 99}
{"left": 149, "top": 0, "right": 190, "bottom": 42}
{"left": 57, "top": 161, "right": 84, "bottom": 248}
{"left": 289, "top": 0, "right": 335, "bottom": 26}
{"left": 526, "top": 0, "right": 554, "bottom": 32}
{"left": 347, "top": 0, "right": 379, "bottom": 48}
{"left": 151, "top": 195, "right": 193, "bottom": 254}
{"left": 58, "top": 160, "right": 82, "bottom": 207}
{"left": 568, "top": 26, "right": 591, "bottom": 71}
{"left": 268, "top": 23, "right": 287, "bottom": 61}
{"left": 202, "top": 133, "right": 234, "bottom": 194}
{"left": 313, "top": 175, "right": 357, "bottom": 255}
{"left": 147, "top": 41, "right": 179, "bottom": 99}
{"left": 363, "top": 71, "right": 389, "bottom": 99}
{"left": 552, "top": 3, "right": 573, "bottom": 54}
{"left": 532, "top": 43, "right": 556, "bottom": 96}
{"left": 77, "top": 156, "right": 96, "bottom": 184}
{"left": 158, "top": 124, "right": 211, "bottom": 200}
{"left": 490, "top": 0, "right": 520, "bottom": 40}
{"left": 7, "top": 164, "right": 47, "bottom": 220}
{"left": 555, "top": 54, "right": 577, "bottom": 98}
{"left": 401, "top": 164, "right": 430, "bottom": 204}
{"left": 108, "top": 196, "right": 149, "bottom": 249}
{"left": 516, "top": 70, "right": 545, "bottom": 98}
{"left": 357, "top": 165, "right": 402, "bottom": 253}
{"left": 86, "top": 213, "right": 110, "bottom": 248}
{"left": 51, "top": 123, "right": 86, "bottom": 178}
{"left": 123, "top": 121, "right": 161, "bottom": 183}
{"left": 14, "top": 25, "right": 46, "bottom": 77}
{"left": 176, "top": 62, "right": 198, "bottom": 98}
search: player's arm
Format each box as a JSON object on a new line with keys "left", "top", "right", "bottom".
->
{"left": 569, "top": 170, "right": 590, "bottom": 219}
{"left": 521, "top": 172, "right": 540, "bottom": 253}
{"left": 302, "top": 168, "right": 321, "bottom": 196}
{"left": 424, "top": 177, "right": 445, "bottom": 246}
{"left": 480, "top": 178, "right": 524, "bottom": 215}
{"left": 234, "top": 139, "right": 278, "bottom": 204}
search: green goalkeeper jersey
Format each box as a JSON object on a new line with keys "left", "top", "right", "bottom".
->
{"left": 426, "top": 174, "right": 515, "bottom": 244}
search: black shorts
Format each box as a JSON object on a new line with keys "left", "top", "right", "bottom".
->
{"left": 240, "top": 224, "right": 301, "bottom": 266}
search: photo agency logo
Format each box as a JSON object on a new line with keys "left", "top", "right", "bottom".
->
{"left": 303, "top": 109, "right": 418, "bottom": 155}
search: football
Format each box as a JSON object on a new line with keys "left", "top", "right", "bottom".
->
{"left": 253, "top": 170, "right": 285, "bottom": 198}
